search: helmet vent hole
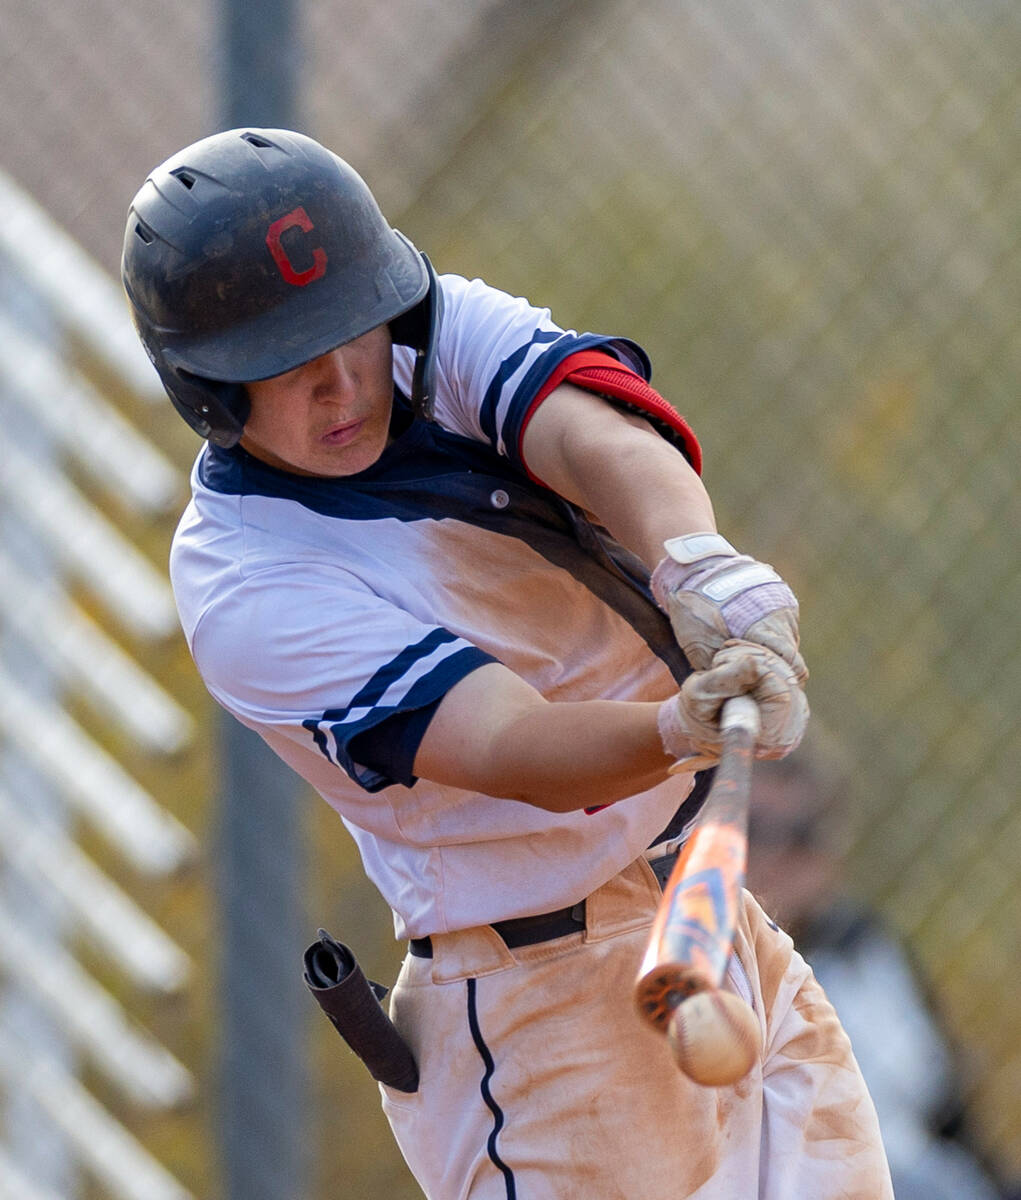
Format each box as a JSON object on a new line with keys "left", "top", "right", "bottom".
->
{"left": 241, "top": 132, "right": 273, "bottom": 148}
{"left": 171, "top": 168, "right": 196, "bottom": 189}
{"left": 134, "top": 222, "right": 154, "bottom": 244}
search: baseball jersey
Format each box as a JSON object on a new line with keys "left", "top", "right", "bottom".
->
{"left": 171, "top": 273, "right": 704, "bottom": 939}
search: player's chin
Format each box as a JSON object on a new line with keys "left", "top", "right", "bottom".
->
{"left": 313, "top": 434, "right": 388, "bottom": 477}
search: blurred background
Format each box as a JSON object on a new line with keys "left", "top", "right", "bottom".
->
{"left": 0, "top": 0, "right": 1018, "bottom": 1196}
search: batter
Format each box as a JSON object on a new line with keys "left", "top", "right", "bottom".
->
{"left": 122, "top": 128, "right": 892, "bottom": 1198}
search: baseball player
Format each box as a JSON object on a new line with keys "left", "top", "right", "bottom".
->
{"left": 122, "top": 128, "right": 892, "bottom": 1198}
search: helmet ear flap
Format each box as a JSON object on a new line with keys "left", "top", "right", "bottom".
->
{"left": 389, "top": 254, "right": 442, "bottom": 421}
{"left": 159, "top": 361, "right": 250, "bottom": 447}
{"left": 410, "top": 257, "right": 443, "bottom": 422}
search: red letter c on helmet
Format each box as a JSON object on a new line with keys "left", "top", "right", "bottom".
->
{"left": 266, "top": 206, "right": 328, "bottom": 286}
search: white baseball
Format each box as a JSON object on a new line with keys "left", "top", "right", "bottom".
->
{"left": 667, "top": 989, "right": 761, "bottom": 1086}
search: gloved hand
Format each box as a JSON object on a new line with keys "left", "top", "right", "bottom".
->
{"left": 658, "top": 640, "right": 809, "bottom": 771}
{"left": 651, "top": 532, "right": 808, "bottom": 684}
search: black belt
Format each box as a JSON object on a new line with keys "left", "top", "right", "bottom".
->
{"left": 408, "top": 850, "right": 678, "bottom": 960}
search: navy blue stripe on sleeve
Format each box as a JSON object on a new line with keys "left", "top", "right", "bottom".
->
{"left": 496, "top": 335, "right": 650, "bottom": 473}
{"left": 346, "top": 696, "right": 444, "bottom": 789}
{"left": 303, "top": 644, "right": 497, "bottom": 792}
{"left": 323, "top": 627, "right": 462, "bottom": 720}
{"left": 478, "top": 330, "right": 563, "bottom": 448}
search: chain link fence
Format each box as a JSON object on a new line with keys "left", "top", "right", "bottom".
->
{"left": 0, "top": 0, "right": 1018, "bottom": 1196}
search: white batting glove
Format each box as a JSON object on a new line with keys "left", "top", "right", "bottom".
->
{"left": 658, "top": 640, "right": 809, "bottom": 772}
{"left": 651, "top": 532, "right": 808, "bottom": 683}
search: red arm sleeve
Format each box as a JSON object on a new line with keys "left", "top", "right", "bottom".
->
{"left": 517, "top": 349, "right": 702, "bottom": 481}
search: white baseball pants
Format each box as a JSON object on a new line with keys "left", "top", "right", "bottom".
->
{"left": 380, "top": 855, "right": 893, "bottom": 1199}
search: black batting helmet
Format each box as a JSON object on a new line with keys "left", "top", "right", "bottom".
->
{"left": 122, "top": 128, "right": 440, "bottom": 445}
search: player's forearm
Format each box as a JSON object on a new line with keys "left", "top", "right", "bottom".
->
{"left": 587, "top": 427, "right": 716, "bottom": 570}
{"left": 414, "top": 650, "right": 807, "bottom": 811}
{"left": 413, "top": 663, "right": 678, "bottom": 812}
{"left": 480, "top": 698, "right": 676, "bottom": 811}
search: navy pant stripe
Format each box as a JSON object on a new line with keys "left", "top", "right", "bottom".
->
{"left": 466, "top": 978, "right": 516, "bottom": 1199}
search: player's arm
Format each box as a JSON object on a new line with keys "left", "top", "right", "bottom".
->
{"left": 413, "top": 649, "right": 805, "bottom": 813}
{"left": 412, "top": 385, "right": 707, "bottom": 809}
{"left": 520, "top": 381, "right": 715, "bottom": 570}
{"left": 415, "top": 381, "right": 809, "bottom": 810}
{"left": 522, "top": 382, "right": 807, "bottom": 680}
{"left": 413, "top": 663, "right": 671, "bottom": 810}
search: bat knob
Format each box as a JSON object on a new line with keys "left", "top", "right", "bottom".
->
{"left": 720, "top": 695, "right": 760, "bottom": 739}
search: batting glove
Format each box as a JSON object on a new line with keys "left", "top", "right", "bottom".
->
{"left": 651, "top": 532, "right": 808, "bottom": 683}
{"left": 658, "top": 640, "right": 809, "bottom": 771}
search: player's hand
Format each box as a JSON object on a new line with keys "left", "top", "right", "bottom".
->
{"left": 658, "top": 640, "right": 809, "bottom": 771}
{"left": 651, "top": 532, "right": 808, "bottom": 684}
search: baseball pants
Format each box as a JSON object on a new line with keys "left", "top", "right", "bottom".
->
{"left": 380, "top": 855, "right": 893, "bottom": 1199}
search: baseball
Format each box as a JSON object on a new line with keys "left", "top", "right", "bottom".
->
{"left": 667, "top": 989, "right": 761, "bottom": 1086}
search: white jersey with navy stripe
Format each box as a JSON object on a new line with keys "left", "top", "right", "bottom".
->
{"left": 171, "top": 273, "right": 701, "bottom": 939}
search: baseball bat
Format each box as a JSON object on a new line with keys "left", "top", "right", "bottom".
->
{"left": 634, "top": 695, "right": 760, "bottom": 1032}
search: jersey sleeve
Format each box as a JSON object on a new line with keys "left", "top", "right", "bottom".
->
{"left": 190, "top": 562, "right": 497, "bottom": 793}
{"left": 393, "top": 274, "right": 651, "bottom": 460}
{"left": 515, "top": 349, "right": 703, "bottom": 477}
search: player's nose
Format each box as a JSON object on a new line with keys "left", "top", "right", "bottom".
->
{"left": 310, "top": 347, "right": 356, "bottom": 400}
